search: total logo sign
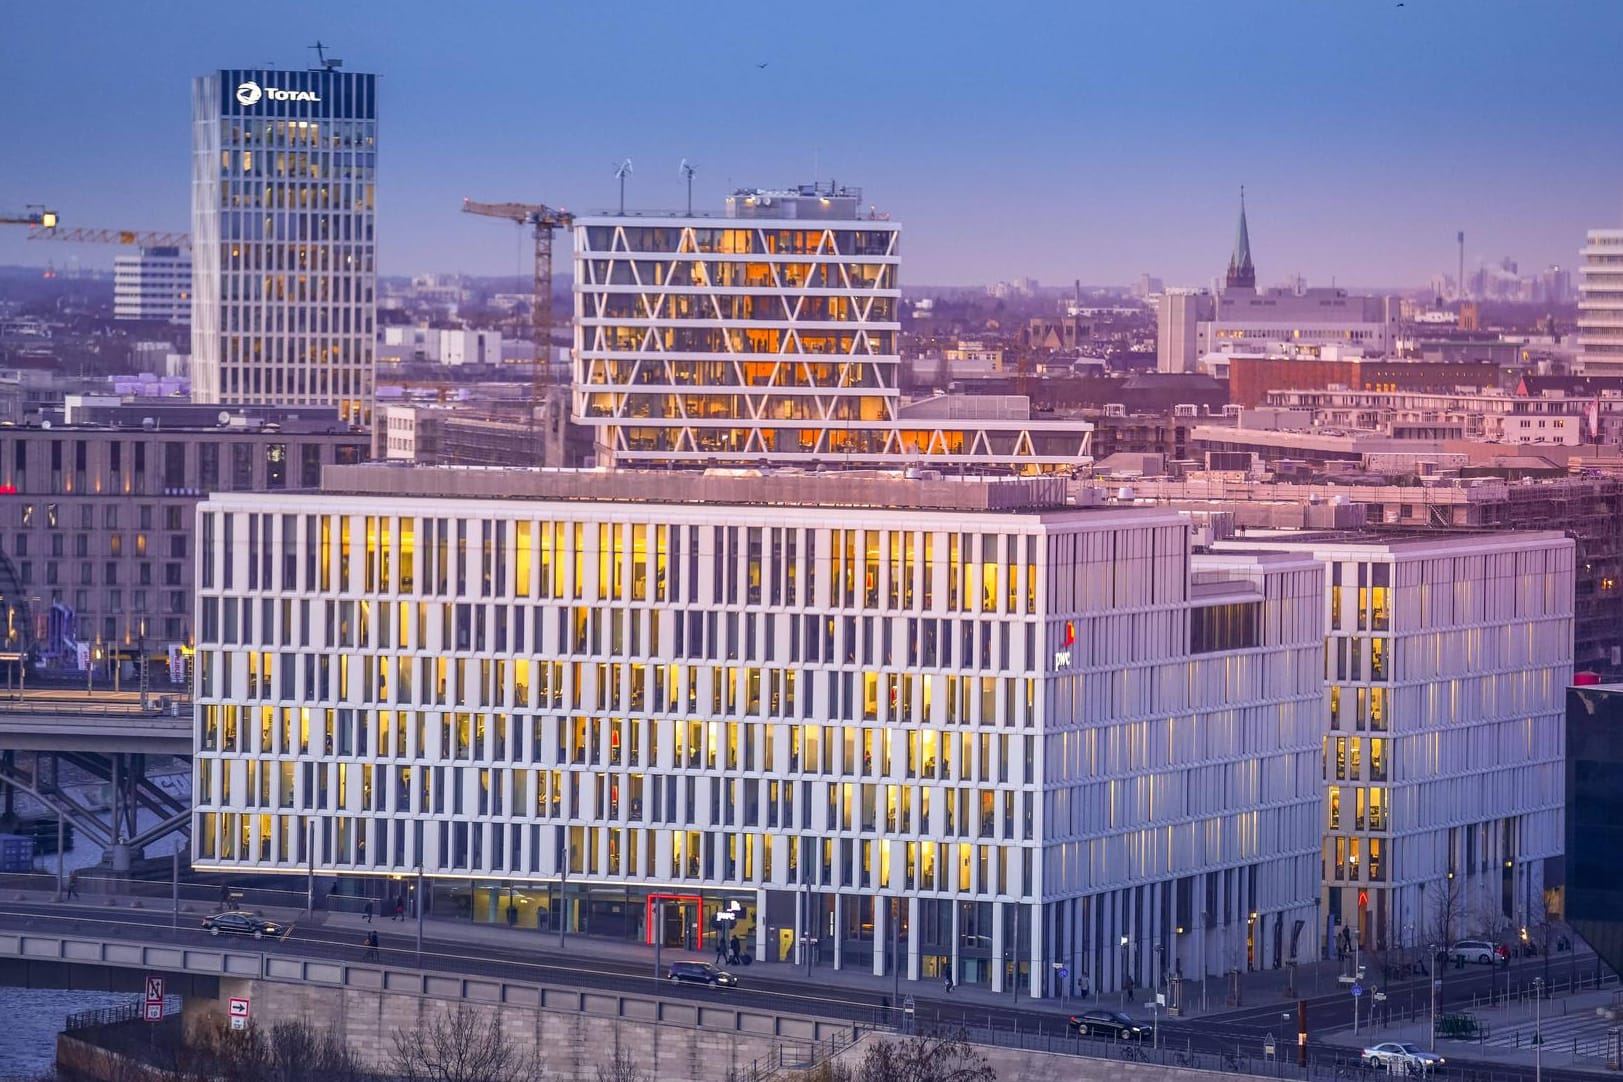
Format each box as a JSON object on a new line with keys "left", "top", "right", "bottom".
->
{"left": 236, "top": 80, "right": 320, "bottom": 106}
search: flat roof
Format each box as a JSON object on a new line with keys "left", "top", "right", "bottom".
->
{"left": 318, "top": 464, "right": 1095, "bottom": 514}
{"left": 1216, "top": 528, "right": 1570, "bottom": 554}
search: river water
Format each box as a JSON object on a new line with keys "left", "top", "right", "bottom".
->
{"left": 0, "top": 988, "right": 137, "bottom": 1079}
{"left": 2, "top": 766, "right": 191, "bottom": 1078}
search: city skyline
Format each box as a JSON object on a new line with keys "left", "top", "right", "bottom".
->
{"left": 2, "top": 0, "right": 1621, "bottom": 287}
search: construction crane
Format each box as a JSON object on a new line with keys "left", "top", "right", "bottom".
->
{"left": 0, "top": 206, "right": 57, "bottom": 228}
{"left": 29, "top": 226, "right": 189, "bottom": 247}
{"left": 461, "top": 199, "right": 574, "bottom": 460}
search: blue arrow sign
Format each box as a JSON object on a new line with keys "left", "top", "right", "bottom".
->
{"left": 1351, "top": 983, "right": 1364, "bottom": 997}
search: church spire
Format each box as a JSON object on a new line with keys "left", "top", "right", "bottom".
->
{"left": 1226, "top": 186, "right": 1256, "bottom": 291}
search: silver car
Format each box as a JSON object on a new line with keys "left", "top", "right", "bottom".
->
{"left": 1361, "top": 1041, "right": 1446, "bottom": 1074}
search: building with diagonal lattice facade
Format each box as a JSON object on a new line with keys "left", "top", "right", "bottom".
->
{"left": 572, "top": 184, "right": 1092, "bottom": 471}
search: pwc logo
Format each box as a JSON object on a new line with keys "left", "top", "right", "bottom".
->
{"left": 235, "top": 80, "right": 320, "bottom": 106}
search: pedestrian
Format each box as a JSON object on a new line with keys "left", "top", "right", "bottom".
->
{"left": 394, "top": 896, "right": 405, "bottom": 922}
{"left": 66, "top": 871, "right": 80, "bottom": 900}
{"left": 729, "top": 934, "right": 741, "bottom": 965}
{"left": 715, "top": 936, "right": 727, "bottom": 964}
{"left": 363, "top": 899, "right": 374, "bottom": 923}
{"left": 943, "top": 961, "right": 953, "bottom": 993}
{"left": 364, "top": 929, "right": 379, "bottom": 962}
{"left": 219, "top": 883, "right": 230, "bottom": 909}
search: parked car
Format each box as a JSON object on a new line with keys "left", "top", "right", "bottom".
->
{"left": 1449, "top": 940, "right": 1503, "bottom": 965}
{"left": 201, "top": 911, "right": 287, "bottom": 939}
{"left": 1361, "top": 1041, "right": 1446, "bottom": 1074}
{"left": 1067, "top": 1009, "right": 1150, "bottom": 1040}
{"left": 667, "top": 961, "right": 738, "bottom": 987}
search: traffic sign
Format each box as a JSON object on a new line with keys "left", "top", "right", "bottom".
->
{"left": 1373, "top": 991, "right": 1387, "bottom": 1002}
{"left": 1351, "top": 983, "right": 1363, "bottom": 997}
{"left": 1058, "top": 965, "right": 1069, "bottom": 980}
{"left": 229, "top": 996, "right": 250, "bottom": 1031}
{"left": 143, "top": 1002, "right": 163, "bottom": 1023}
{"left": 144, "top": 976, "right": 164, "bottom": 1002}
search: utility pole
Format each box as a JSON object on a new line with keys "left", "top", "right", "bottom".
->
{"left": 654, "top": 897, "right": 664, "bottom": 978}
{"left": 305, "top": 817, "right": 315, "bottom": 915}
{"left": 416, "top": 866, "right": 424, "bottom": 965}
{"left": 891, "top": 898, "right": 900, "bottom": 1004}
{"left": 558, "top": 851, "right": 570, "bottom": 951}
{"left": 1429, "top": 943, "right": 1439, "bottom": 1052}
{"left": 171, "top": 845, "right": 180, "bottom": 930}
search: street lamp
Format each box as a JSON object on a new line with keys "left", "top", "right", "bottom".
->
{"left": 557, "top": 846, "right": 572, "bottom": 950}
{"left": 1120, "top": 934, "right": 1130, "bottom": 1007}
{"left": 1533, "top": 975, "right": 1544, "bottom": 1082}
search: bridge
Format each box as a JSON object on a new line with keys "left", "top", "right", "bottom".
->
{"left": 0, "top": 906, "right": 862, "bottom": 1080}
{"left": 0, "top": 690, "right": 191, "bottom": 870}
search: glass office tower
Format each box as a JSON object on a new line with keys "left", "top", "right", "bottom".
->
{"left": 191, "top": 68, "right": 377, "bottom": 425}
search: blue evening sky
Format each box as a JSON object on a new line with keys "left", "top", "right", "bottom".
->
{"left": 1, "top": 0, "right": 1619, "bottom": 288}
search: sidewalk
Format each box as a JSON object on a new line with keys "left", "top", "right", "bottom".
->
{"left": 314, "top": 900, "right": 1353, "bottom": 1024}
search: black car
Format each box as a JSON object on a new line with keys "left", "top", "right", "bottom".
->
{"left": 201, "top": 911, "right": 287, "bottom": 939}
{"left": 1069, "top": 1009, "right": 1150, "bottom": 1040}
{"left": 667, "top": 961, "right": 738, "bottom": 987}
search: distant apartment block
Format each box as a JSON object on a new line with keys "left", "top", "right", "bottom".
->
{"left": 0, "top": 407, "right": 366, "bottom": 663}
{"left": 114, "top": 247, "right": 191, "bottom": 324}
{"left": 1578, "top": 229, "right": 1623, "bottom": 376}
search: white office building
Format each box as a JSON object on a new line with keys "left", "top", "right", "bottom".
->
{"left": 1218, "top": 533, "right": 1572, "bottom": 958}
{"left": 573, "top": 183, "right": 1092, "bottom": 471}
{"left": 190, "top": 67, "right": 378, "bottom": 425}
{"left": 1578, "top": 228, "right": 1623, "bottom": 376}
{"left": 192, "top": 466, "right": 1326, "bottom": 997}
{"left": 114, "top": 247, "right": 192, "bottom": 324}
{"left": 1199, "top": 289, "right": 1398, "bottom": 361}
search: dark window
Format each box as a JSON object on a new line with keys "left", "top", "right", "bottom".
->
{"left": 1189, "top": 601, "right": 1261, "bottom": 654}
{"left": 199, "top": 444, "right": 219, "bottom": 489}
{"left": 301, "top": 444, "right": 323, "bottom": 487}
{"left": 164, "top": 443, "right": 185, "bottom": 489}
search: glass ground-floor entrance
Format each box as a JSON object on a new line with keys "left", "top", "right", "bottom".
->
{"left": 431, "top": 879, "right": 759, "bottom": 955}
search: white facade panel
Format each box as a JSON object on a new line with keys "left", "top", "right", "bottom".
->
{"left": 192, "top": 479, "right": 1323, "bottom": 995}
{"left": 1222, "top": 533, "right": 1574, "bottom": 959}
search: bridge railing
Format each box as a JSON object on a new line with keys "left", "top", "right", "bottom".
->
{"left": 0, "top": 923, "right": 862, "bottom": 1052}
{"left": 0, "top": 695, "right": 191, "bottom": 716}
{"left": 0, "top": 870, "right": 306, "bottom": 913}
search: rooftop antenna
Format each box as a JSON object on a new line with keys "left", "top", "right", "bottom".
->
{"left": 679, "top": 159, "right": 697, "bottom": 216}
{"left": 615, "top": 159, "right": 633, "bottom": 215}
{"left": 308, "top": 40, "right": 342, "bottom": 70}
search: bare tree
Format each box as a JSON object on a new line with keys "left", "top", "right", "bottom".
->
{"left": 266, "top": 1018, "right": 371, "bottom": 1082}
{"left": 390, "top": 1004, "right": 535, "bottom": 1082}
{"left": 595, "top": 1043, "right": 648, "bottom": 1082}
{"left": 1425, "top": 876, "right": 1467, "bottom": 951}
{"left": 852, "top": 1033, "right": 998, "bottom": 1082}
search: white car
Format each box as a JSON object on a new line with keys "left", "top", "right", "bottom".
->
{"left": 1449, "top": 939, "right": 1503, "bottom": 965}
{"left": 1360, "top": 1042, "right": 1446, "bottom": 1074}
